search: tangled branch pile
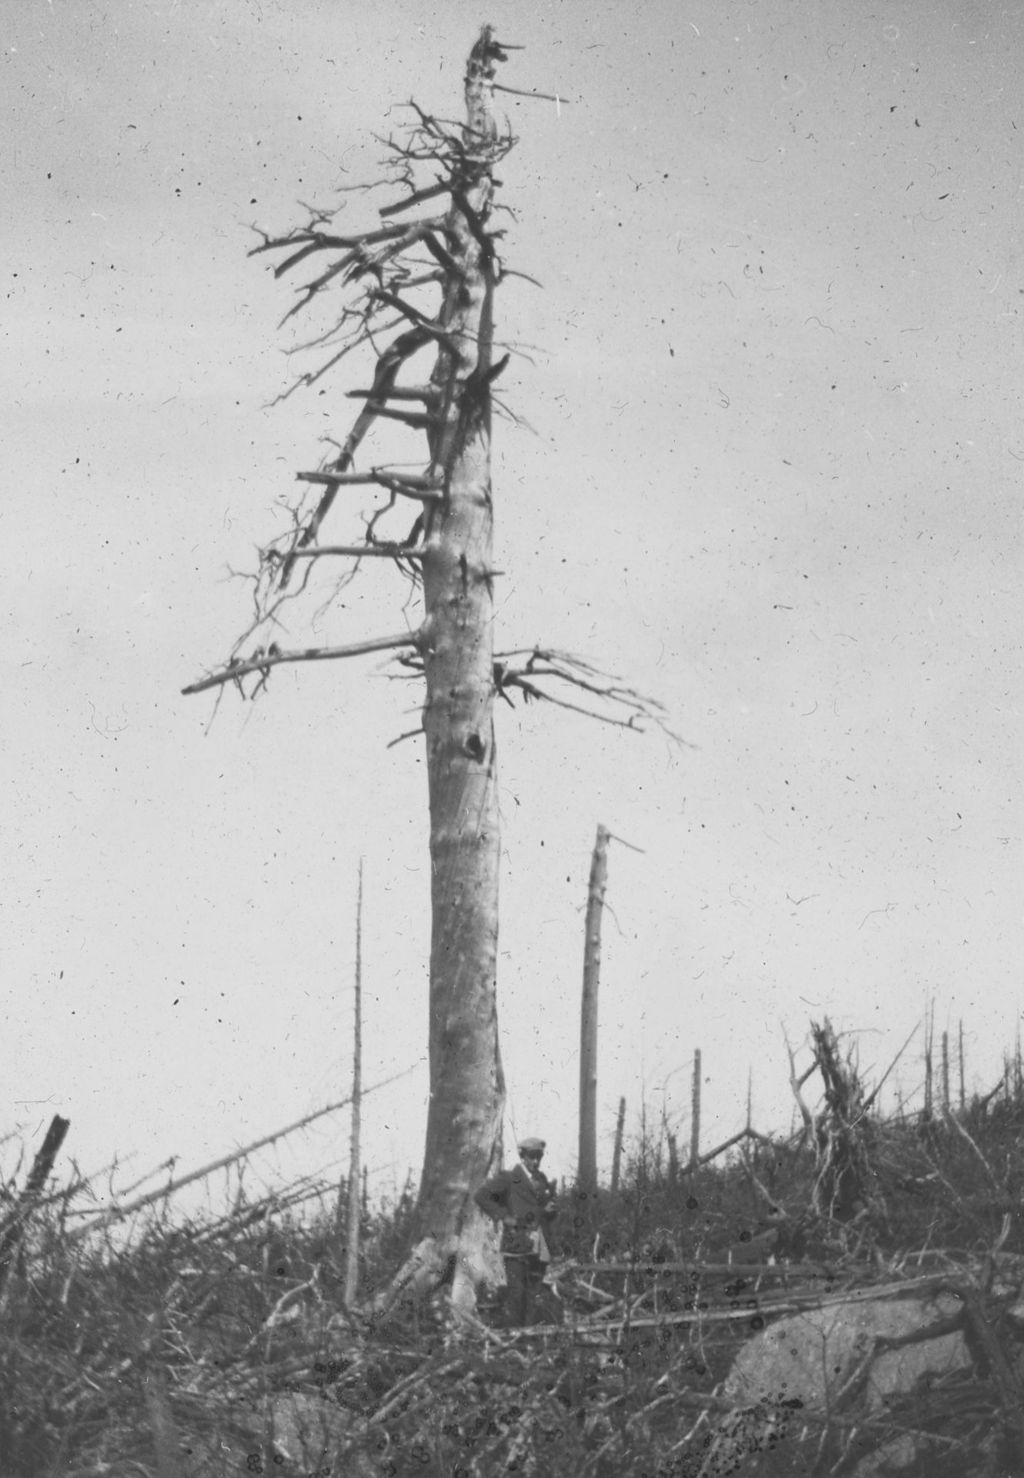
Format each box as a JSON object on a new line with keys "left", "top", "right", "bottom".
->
{"left": 4, "top": 1029, "right": 1024, "bottom": 1476}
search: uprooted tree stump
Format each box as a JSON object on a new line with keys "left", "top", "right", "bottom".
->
{"left": 808, "top": 1018, "right": 880, "bottom": 1224}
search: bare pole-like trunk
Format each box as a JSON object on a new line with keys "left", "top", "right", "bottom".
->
{"left": 941, "top": 1028, "right": 950, "bottom": 1113}
{"left": 690, "top": 1048, "right": 702, "bottom": 1170}
{"left": 396, "top": 28, "right": 508, "bottom": 1309}
{"left": 344, "top": 860, "right": 363, "bottom": 1308}
{"left": 610, "top": 1096, "right": 626, "bottom": 1194}
{"left": 666, "top": 1130, "right": 679, "bottom": 1188}
{"left": 0, "top": 1113, "right": 70, "bottom": 1301}
{"left": 578, "top": 824, "right": 611, "bottom": 1195}
{"left": 958, "top": 1019, "right": 966, "bottom": 1113}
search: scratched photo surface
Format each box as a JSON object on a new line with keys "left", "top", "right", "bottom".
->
{"left": 4, "top": 0, "right": 1021, "bottom": 1205}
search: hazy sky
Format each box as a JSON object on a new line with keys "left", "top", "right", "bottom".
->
{"left": 4, "top": 0, "right": 1022, "bottom": 1210}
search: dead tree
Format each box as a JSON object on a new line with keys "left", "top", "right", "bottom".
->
{"left": 689, "top": 1047, "right": 702, "bottom": 1170}
{"left": 0, "top": 1114, "right": 70, "bottom": 1300}
{"left": 610, "top": 1096, "right": 626, "bottom": 1195}
{"left": 344, "top": 861, "right": 363, "bottom": 1309}
{"left": 183, "top": 29, "right": 674, "bottom": 1311}
{"left": 808, "top": 1019, "right": 874, "bottom": 1222}
{"left": 578, "top": 824, "right": 610, "bottom": 1196}
{"left": 577, "top": 826, "right": 644, "bottom": 1197}
{"left": 941, "top": 1028, "right": 950, "bottom": 1113}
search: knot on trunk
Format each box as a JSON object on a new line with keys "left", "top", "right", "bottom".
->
{"left": 463, "top": 732, "right": 486, "bottom": 762}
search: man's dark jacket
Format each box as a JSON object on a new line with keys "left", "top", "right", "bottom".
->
{"left": 475, "top": 1163, "right": 557, "bottom": 1256}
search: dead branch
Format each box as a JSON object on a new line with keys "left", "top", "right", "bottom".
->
{"left": 491, "top": 646, "right": 695, "bottom": 744}
{"left": 295, "top": 470, "right": 382, "bottom": 485}
{"left": 275, "top": 323, "right": 436, "bottom": 583}
{"left": 862, "top": 1021, "right": 919, "bottom": 1114}
{"left": 369, "top": 286, "right": 452, "bottom": 337}
{"left": 294, "top": 469, "right": 440, "bottom": 495}
{"left": 66, "top": 1064, "right": 421, "bottom": 1240}
{"left": 363, "top": 403, "right": 434, "bottom": 430}
{"left": 182, "top": 630, "right": 420, "bottom": 697}
{"left": 345, "top": 384, "right": 438, "bottom": 403}
{"left": 223, "top": 536, "right": 317, "bottom": 666}
{"left": 386, "top": 725, "right": 423, "bottom": 750}
{"left": 942, "top": 1106, "right": 999, "bottom": 1187}
{"left": 251, "top": 215, "right": 446, "bottom": 294}
{"left": 784, "top": 1025, "right": 816, "bottom": 1145}
{"left": 491, "top": 83, "right": 570, "bottom": 104}
{"left": 281, "top": 542, "right": 424, "bottom": 563}
{"left": 372, "top": 471, "right": 443, "bottom": 502}
{"left": 379, "top": 179, "right": 452, "bottom": 218}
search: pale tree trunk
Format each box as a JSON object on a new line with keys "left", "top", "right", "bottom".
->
{"left": 578, "top": 824, "right": 610, "bottom": 1195}
{"left": 941, "top": 1029, "right": 950, "bottom": 1114}
{"left": 690, "top": 1047, "right": 702, "bottom": 1170}
{"left": 610, "top": 1096, "right": 626, "bottom": 1195}
{"left": 344, "top": 860, "right": 363, "bottom": 1309}
{"left": 383, "top": 27, "right": 506, "bottom": 1312}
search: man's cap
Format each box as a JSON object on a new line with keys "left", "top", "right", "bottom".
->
{"left": 518, "top": 1137, "right": 546, "bottom": 1154}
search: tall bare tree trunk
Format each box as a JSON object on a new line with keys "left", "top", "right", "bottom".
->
{"left": 666, "top": 1131, "right": 679, "bottom": 1188}
{"left": 344, "top": 861, "right": 363, "bottom": 1309}
{"left": 578, "top": 824, "right": 611, "bottom": 1195}
{"left": 690, "top": 1048, "right": 702, "bottom": 1170}
{"left": 610, "top": 1096, "right": 626, "bottom": 1194}
{"left": 385, "top": 28, "right": 507, "bottom": 1311}
{"left": 941, "top": 1029, "right": 950, "bottom": 1113}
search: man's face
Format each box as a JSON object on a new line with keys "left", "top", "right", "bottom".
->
{"left": 522, "top": 1150, "right": 543, "bottom": 1169}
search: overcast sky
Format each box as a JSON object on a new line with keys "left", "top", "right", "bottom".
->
{"left": 3, "top": 0, "right": 1022, "bottom": 1211}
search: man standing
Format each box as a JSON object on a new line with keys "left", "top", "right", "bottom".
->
{"left": 475, "top": 1136, "right": 557, "bottom": 1327}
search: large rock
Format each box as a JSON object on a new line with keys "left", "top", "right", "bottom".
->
{"left": 725, "top": 1287, "right": 970, "bottom": 1411}
{"left": 699, "top": 1287, "right": 976, "bottom": 1476}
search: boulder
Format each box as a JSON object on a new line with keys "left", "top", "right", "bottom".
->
{"left": 698, "top": 1287, "right": 976, "bottom": 1476}
{"left": 724, "top": 1288, "right": 970, "bottom": 1412}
